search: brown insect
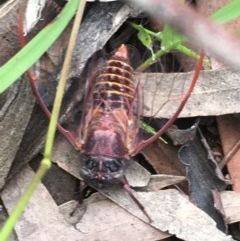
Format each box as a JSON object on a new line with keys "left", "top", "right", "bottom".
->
{"left": 69, "top": 45, "right": 154, "bottom": 220}
{"left": 19, "top": 13, "right": 203, "bottom": 219}
{"left": 79, "top": 45, "right": 139, "bottom": 187}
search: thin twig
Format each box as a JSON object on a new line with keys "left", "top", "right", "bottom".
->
{"left": 219, "top": 139, "right": 240, "bottom": 169}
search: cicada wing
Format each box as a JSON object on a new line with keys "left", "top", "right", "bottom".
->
{"left": 130, "top": 50, "right": 204, "bottom": 155}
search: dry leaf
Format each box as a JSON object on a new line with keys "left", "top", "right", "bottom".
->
{"left": 0, "top": 80, "right": 35, "bottom": 189}
{"left": 1, "top": 165, "right": 237, "bottom": 241}
{"left": 218, "top": 115, "right": 240, "bottom": 191}
{"left": 141, "top": 69, "right": 240, "bottom": 118}
{"left": 221, "top": 191, "right": 240, "bottom": 224}
{"left": 98, "top": 187, "right": 234, "bottom": 241}
{"left": 60, "top": 195, "right": 170, "bottom": 241}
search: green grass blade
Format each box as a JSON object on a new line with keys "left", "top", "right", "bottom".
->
{"left": 141, "top": 121, "right": 168, "bottom": 144}
{"left": 0, "top": 0, "right": 79, "bottom": 93}
{"left": 0, "top": 0, "right": 85, "bottom": 240}
{"left": 211, "top": 0, "right": 240, "bottom": 24}
{"left": 44, "top": 0, "right": 86, "bottom": 159}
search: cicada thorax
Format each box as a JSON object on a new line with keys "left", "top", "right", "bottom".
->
{"left": 80, "top": 45, "right": 140, "bottom": 188}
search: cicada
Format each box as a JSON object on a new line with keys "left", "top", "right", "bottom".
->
{"left": 24, "top": 41, "right": 203, "bottom": 221}
{"left": 19, "top": 9, "right": 203, "bottom": 220}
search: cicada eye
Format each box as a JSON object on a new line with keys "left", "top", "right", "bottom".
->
{"left": 83, "top": 155, "right": 97, "bottom": 170}
{"left": 103, "top": 159, "right": 122, "bottom": 173}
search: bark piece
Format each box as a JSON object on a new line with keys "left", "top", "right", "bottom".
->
{"left": 71, "top": 1, "right": 139, "bottom": 76}
{"left": 0, "top": 80, "right": 35, "bottom": 190}
{"left": 178, "top": 139, "right": 227, "bottom": 232}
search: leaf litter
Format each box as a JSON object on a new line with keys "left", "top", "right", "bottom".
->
{"left": 1, "top": 1, "right": 240, "bottom": 240}
{"left": 1, "top": 162, "right": 237, "bottom": 241}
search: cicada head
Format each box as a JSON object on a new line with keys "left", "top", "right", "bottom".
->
{"left": 80, "top": 154, "right": 128, "bottom": 188}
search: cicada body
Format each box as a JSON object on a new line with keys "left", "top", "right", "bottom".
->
{"left": 16, "top": 1, "right": 204, "bottom": 224}
{"left": 79, "top": 45, "right": 139, "bottom": 188}
{"left": 77, "top": 44, "right": 204, "bottom": 190}
{"left": 25, "top": 41, "right": 203, "bottom": 221}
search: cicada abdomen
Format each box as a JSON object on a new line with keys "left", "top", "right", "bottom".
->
{"left": 79, "top": 45, "right": 140, "bottom": 188}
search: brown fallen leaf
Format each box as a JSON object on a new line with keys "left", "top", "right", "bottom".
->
{"left": 221, "top": 191, "right": 240, "bottom": 224}
{"left": 1, "top": 166, "right": 170, "bottom": 241}
{"left": 60, "top": 195, "right": 170, "bottom": 241}
{"left": 140, "top": 140, "right": 185, "bottom": 176}
{"left": 141, "top": 69, "right": 240, "bottom": 118}
{"left": 98, "top": 187, "right": 234, "bottom": 241}
{"left": 1, "top": 165, "right": 236, "bottom": 241}
{"left": 217, "top": 115, "right": 240, "bottom": 191}
{"left": 0, "top": 79, "right": 35, "bottom": 190}
{"left": 141, "top": 174, "right": 186, "bottom": 191}
{"left": 1, "top": 166, "right": 80, "bottom": 241}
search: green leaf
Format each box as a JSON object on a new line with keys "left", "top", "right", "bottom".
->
{"left": 161, "top": 25, "right": 185, "bottom": 52}
{"left": 211, "top": 0, "right": 240, "bottom": 24}
{"left": 137, "top": 30, "right": 153, "bottom": 49}
{"left": 130, "top": 22, "right": 153, "bottom": 49}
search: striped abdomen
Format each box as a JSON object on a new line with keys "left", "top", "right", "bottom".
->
{"left": 80, "top": 44, "right": 138, "bottom": 187}
{"left": 92, "top": 46, "right": 136, "bottom": 112}
{"left": 81, "top": 45, "right": 138, "bottom": 159}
